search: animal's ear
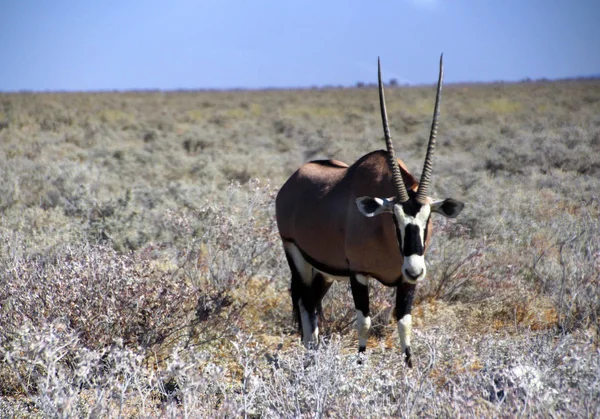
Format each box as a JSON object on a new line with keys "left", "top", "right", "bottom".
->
{"left": 356, "top": 196, "right": 395, "bottom": 217}
{"left": 431, "top": 198, "right": 464, "bottom": 218}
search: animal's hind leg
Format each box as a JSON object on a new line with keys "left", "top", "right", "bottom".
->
{"left": 312, "top": 272, "right": 333, "bottom": 323}
{"left": 284, "top": 242, "right": 319, "bottom": 347}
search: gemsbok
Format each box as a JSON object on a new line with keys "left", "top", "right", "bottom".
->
{"left": 275, "top": 55, "right": 464, "bottom": 367}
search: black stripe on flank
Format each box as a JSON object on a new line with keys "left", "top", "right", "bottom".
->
{"left": 283, "top": 240, "right": 351, "bottom": 277}
{"left": 281, "top": 239, "right": 404, "bottom": 286}
{"left": 403, "top": 224, "right": 424, "bottom": 256}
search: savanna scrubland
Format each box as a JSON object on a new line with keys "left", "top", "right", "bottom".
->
{"left": 0, "top": 78, "right": 599, "bottom": 417}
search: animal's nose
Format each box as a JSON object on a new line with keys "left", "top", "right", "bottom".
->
{"left": 405, "top": 268, "right": 423, "bottom": 281}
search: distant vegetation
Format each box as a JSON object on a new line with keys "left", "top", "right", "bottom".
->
{"left": 0, "top": 79, "right": 599, "bottom": 417}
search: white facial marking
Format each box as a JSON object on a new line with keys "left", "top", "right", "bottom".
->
{"left": 299, "top": 300, "right": 318, "bottom": 347}
{"left": 415, "top": 204, "right": 431, "bottom": 229}
{"left": 403, "top": 255, "right": 426, "bottom": 282}
{"left": 393, "top": 204, "right": 431, "bottom": 282}
{"left": 393, "top": 204, "right": 430, "bottom": 241}
{"left": 398, "top": 314, "right": 412, "bottom": 352}
{"left": 393, "top": 205, "right": 405, "bottom": 231}
{"left": 356, "top": 310, "right": 371, "bottom": 349}
{"left": 356, "top": 196, "right": 394, "bottom": 217}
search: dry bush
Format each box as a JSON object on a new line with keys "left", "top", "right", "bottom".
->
{"left": 531, "top": 219, "right": 600, "bottom": 334}
{"left": 1, "top": 324, "right": 246, "bottom": 418}
{"left": 0, "top": 239, "right": 196, "bottom": 351}
{"left": 174, "top": 180, "right": 287, "bottom": 345}
{"left": 3, "top": 321, "right": 598, "bottom": 417}
{"left": 0, "top": 180, "right": 281, "bottom": 345}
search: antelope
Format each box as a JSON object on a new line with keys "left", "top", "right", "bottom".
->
{"left": 275, "top": 55, "right": 464, "bottom": 367}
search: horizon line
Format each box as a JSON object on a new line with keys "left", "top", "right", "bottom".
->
{"left": 1, "top": 74, "right": 598, "bottom": 95}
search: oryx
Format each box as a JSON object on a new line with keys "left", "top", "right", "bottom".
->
{"left": 275, "top": 55, "right": 464, "bottom": 366}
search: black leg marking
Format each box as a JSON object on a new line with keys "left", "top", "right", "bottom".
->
{"left": 396, "top": 281, "right": 416, "bottom": 367}
{"left": 405, "top": 347, "right": 412, "bottom": 368}
{"left": 351, "top": 275, "right": 370, "bottom": 318}
{"left": 286, "top": 251, "right": 304, "bottom": 335}
{"left": 395, "top": 281, "right": 416, "bottom": 321}
{"left": 285, "top": 250, "right": 320, "bottom": 345}
{"left": 312, "top": 272, "right": 332, "bottom": 320}
{"left": 351, "top": 274, "right": 370, "bottom": 353}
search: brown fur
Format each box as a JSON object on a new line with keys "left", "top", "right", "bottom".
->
{"left": 276, "top": 149, "right": 433, "bottom": 285}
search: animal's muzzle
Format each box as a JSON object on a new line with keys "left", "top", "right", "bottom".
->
{"left": 404, "top": 268, "right": 423, "bottom": 281}
{"left": 402, "top": 255, "right": 426, "bottom": 283}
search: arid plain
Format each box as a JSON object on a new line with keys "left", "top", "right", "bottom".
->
{"left": 1, "top": 79, "right": 599, "bottom": 417}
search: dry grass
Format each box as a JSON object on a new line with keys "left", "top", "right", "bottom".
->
{"left": 0, "top": 79, "right": 599, "bottom": 417}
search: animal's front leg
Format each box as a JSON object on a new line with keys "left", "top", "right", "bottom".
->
{"left": 396, "top": 281, "right": 416, "bottom": 367}
{"left": 350, "top": 274, "right": 371, "bottom": 352}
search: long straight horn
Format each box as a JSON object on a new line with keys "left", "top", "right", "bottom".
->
{"left": 416, "top": 54, "right": 444, "bottom": 204}
{"left": 378, "top": 57, "right": 409, "bottom": 203}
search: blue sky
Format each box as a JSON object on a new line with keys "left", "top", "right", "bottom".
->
{"left": 1, "top": 0, "right": 599, "bottom": 91}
